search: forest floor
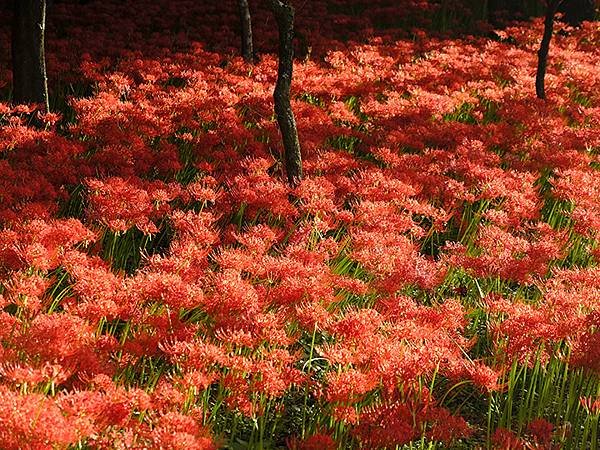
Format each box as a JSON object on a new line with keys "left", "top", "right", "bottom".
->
{"left": 0, "top": 1, "right": 599, "bottom": 448}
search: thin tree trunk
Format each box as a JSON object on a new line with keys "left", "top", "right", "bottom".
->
{"left": 12, "top": 0, "right": 49, "bottom": 111}
{"left": 270, "top": 0, "right": 302, "bottom": 187}
{"left": 238, "top": 0, "right": 254, "bottom": 62}
{"left": 536, "top": 0, "right": 562, "bottom": 99}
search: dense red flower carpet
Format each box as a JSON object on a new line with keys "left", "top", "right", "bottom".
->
{"left": 0, "top": 1, "right": 599, "bottom": 448}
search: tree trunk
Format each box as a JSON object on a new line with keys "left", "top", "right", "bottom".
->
{"left": 558, "top": 0, "right": 596, "bottom": 26}
{"left": 12, "top": 0, "right": 49, "bottom": 111}
{"left": 238, "top": 0, "right": 254, "bottom": 62}
{"left": 536, "top": 1, "right": 562, "bottom": 99}
{"left": 270, "top": 0, "right": 302, "bottom": 187}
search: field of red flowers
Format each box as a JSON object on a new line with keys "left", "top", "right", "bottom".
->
{"left": 0, "top": 1, "right": 599, "bottom": 448}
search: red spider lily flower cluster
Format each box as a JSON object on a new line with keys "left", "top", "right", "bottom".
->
{"left": 0, "top": 0, "right": 599, "bottom": 448}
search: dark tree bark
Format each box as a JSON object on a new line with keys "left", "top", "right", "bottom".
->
{"left": 238, "top": 0, "right": 254, "bottom": 62}
{"left": 558, "top": 0, "right": 596, "bottom": 26}
{"left": 12, "top": 0, "right": 49, "bottom": 111}
{"left": 536, "top": 0, "right": 563, "bottom": 99}
{"left": 270, "top": 0, "right": 302, "bottom": 187}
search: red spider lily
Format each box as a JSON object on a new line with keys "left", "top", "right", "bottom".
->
{"left": 0, "top": 0, "right": 598, "bottom": 447}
